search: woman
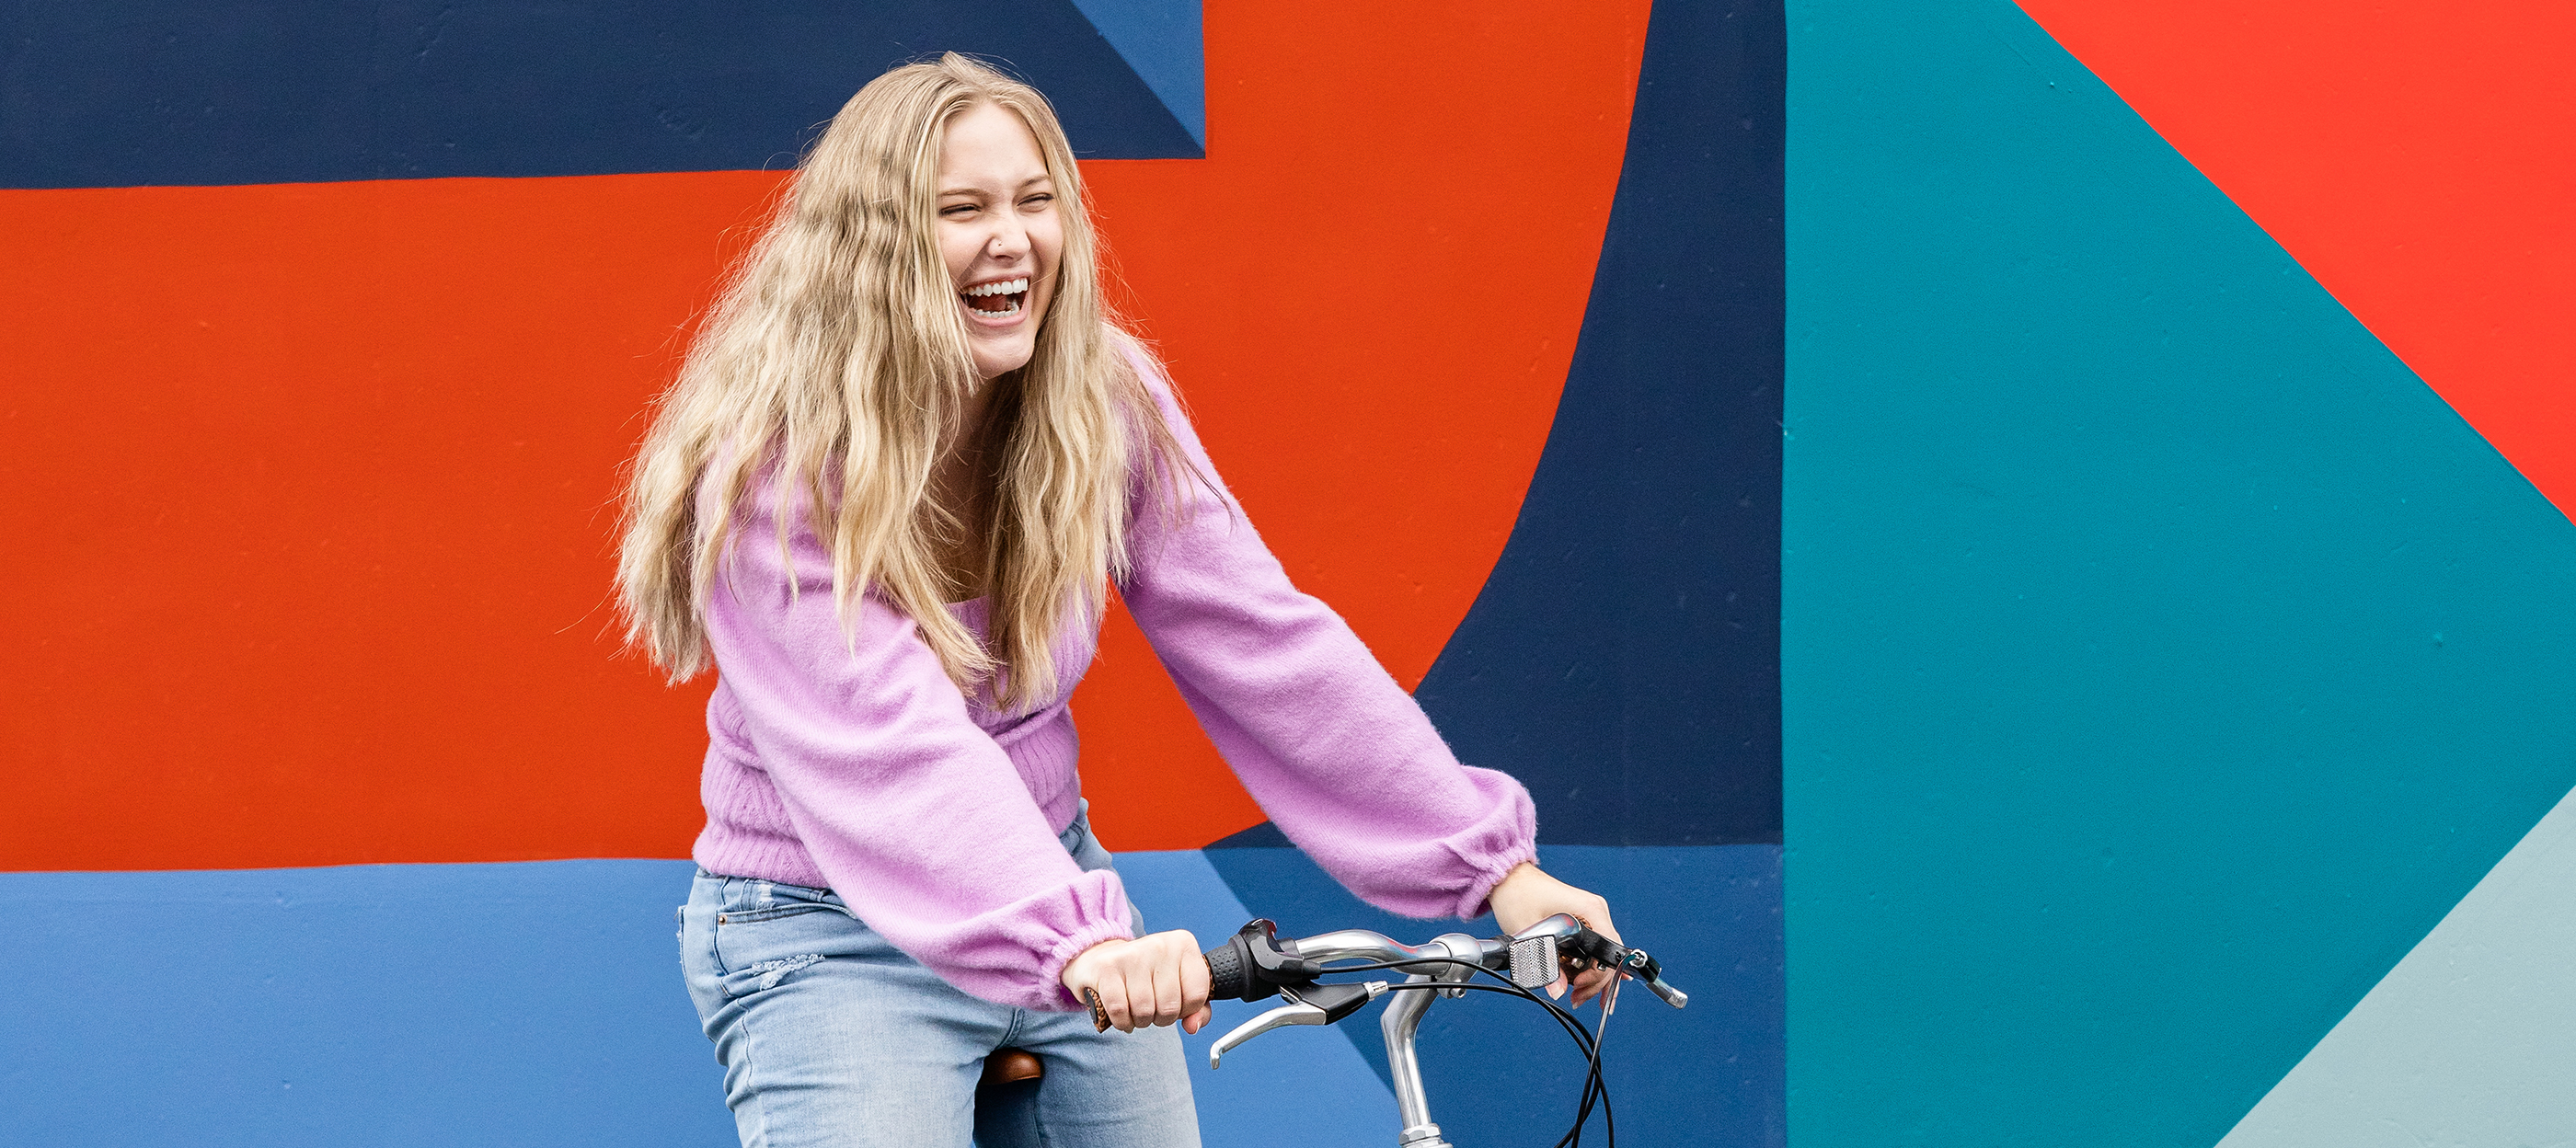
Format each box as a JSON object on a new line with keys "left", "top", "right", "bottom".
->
{"left": 617, "top": 54, "right": 1622, "bottom": 1148}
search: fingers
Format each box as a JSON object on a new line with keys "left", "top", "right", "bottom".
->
{"left": 1069, "top": 931, "right": 1212, "bottom": 1034}
{"left": 1567, "top": 965, "right": 1616, "bottom": 1008}
{"left": 1573, "top": 890, "right": 1618, "bottom": 946}
{"left": 1062, "top": 953, "right": 1107, "bottom": 1031}
{"left": 1179, "top": 934, "right": 1212, "bottom": 1020}
{"left": 1148, "top": 958, "right": 1183, "bottom": 1028}
{"left": 1096, "top": 971, "right": 1137, "bottom": 1033}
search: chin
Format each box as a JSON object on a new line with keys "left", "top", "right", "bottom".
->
{"left": 972, "top": 342, "right": 1036, "bottom": 380}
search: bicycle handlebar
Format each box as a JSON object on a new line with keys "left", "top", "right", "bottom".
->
{"left": 1192, "top": 914, "right": 1686, "bottom": 1148}
{"left": 1201, "top": 913, "right": 1689, "bottom": 1009}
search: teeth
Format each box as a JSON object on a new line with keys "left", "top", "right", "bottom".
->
{"left": 962, "top": 278, "right": 1029, "bottom": 297}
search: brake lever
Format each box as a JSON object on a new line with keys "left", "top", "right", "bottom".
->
{"left": 1618, "top": 947, "right": 1689, "bottom": 1010}
{"left": 1208, "top": 999, "right": 1326, "bottom": 1068}
{"left": 1559, "top": 928, "right": 1690, "bottom": 1010}
{"left": 1206, "top": 982, "right": 1388, "bottom": 1068}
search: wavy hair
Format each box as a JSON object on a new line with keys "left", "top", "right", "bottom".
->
{"left": 615, "top": 53, "right": 1180, "bottom": 711}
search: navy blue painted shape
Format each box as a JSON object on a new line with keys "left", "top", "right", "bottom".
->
{"left": 1410, "top": 0, "right": 1786, "bottom": 845}
{"left": 0, "top": 0, "right": 1202, "bottom": 189}
{"left": 1202, "top": 844, "right": 1786, "bottom": 1148}
{"left": 1065, "top": 0, "right": 1204, "bottom": 148}
{"left": 1204, "top": 819, "right": 1293, "bottom": 849}
{"left": 0, "top": 860, "right": 736, "bottom": 1147}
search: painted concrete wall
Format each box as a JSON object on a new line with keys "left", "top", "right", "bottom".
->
{"left": 3, "top": 2, "right": 1776, "bottom": 1144}
{"left": 12, "top": 1, "right": 2568, "bottom": 1144}
{"left": 1788, "top": 2, "right": 2576, "bottom": 1145}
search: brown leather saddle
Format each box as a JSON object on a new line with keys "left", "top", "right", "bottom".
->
{"left": 979, "top": 1047, "right": 1044, "bottom": 1089}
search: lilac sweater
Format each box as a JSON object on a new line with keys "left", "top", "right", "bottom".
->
{"left": 689, "top": 363, "right": 1537, "bottom": 1012}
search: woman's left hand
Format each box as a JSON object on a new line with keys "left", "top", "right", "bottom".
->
{"left": 1484, "top": 862, "right": 1621, "bottom": 1008}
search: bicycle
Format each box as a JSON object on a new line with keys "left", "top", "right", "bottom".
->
{"left": 1188, "top": 913, "right": 1688, "bottom": 1148}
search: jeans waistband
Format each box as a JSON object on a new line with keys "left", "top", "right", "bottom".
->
{"left": 1057, "top": 799, "right": 1093, "bottom": 854}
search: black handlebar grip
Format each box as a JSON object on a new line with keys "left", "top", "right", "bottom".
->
{"left": 1204, "top": 937, "right": 1249, "bottom": 1001}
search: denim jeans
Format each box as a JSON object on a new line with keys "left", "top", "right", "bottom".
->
{"left": 679, "top": 808, "right": 1200, "bottom": 1148}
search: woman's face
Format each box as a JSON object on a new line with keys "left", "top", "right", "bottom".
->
{"left": 935, "top": 102, "right": 1063, "bottom": 380}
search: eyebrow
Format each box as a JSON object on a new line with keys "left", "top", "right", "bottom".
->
{"left": 937, "top": 175, "right": 1055, "bottom": 199}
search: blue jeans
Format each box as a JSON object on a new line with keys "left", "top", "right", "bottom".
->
{"left": 679, "top": 809, "right": 1200, "bottom": 1148}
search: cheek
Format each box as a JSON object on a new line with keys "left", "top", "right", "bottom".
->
{"left": 937, "top": 228, "right": 980, "bottom": 287}
{"left": 1034, "top": 244, "right": 1067, "bottom": 308}
{"left": 1033, "top": 222, "right": 1066, "bottom": 280}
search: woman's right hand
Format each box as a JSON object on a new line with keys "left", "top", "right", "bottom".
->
{"left": 1062, "top": 930, "right": 1213, "bottom": 1034}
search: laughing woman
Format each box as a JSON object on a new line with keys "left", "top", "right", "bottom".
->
{"left": 617, "top": 54, "right": 1622, "bottom": 1148}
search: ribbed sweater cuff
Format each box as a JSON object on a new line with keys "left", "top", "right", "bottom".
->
{"left": 1034, "top": 917, "right": 1140, "bottom": 1013}
{"left": 1456, "top": 842, "right": 1541, "bottom": 921}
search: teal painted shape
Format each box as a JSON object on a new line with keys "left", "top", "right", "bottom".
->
{"left": 2216, "top": 784, "right": 2576, "bottom": 1148}
{"left": 1113, "top": 849, "right": 1396, "bottom": 1143}
{"left": 1064, "top": 0, "right": 1204, "bottom": 148}
{"left": 1783, "top": 2, "right": 2576, "bottom": 1146}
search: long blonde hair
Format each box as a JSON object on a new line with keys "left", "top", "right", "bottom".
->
{"left": 616, "top": 53, "right": 1179, "bottom": 710}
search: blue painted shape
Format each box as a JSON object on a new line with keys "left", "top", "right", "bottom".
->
{"left": 0, "top": 855, "right": 1385, "bottom": 1148}
{"left": 1784, "top": 2, "right": 2576, "bottom": 1146}
{"left": 0, "top": 860, "right": 734, "bottom": 1146}
{"left": 1413, "top": 0, "right": 1785, "bottom": 846}
{"left": 1064, "top": 0, "right": 1204, "bottom": 148}
{"left": 1113, "top": 849, "right": 1398, "bottom": 1145}
{"left": 1202, "top": 844, "right": 1784, "bottom": 1147}
{"left": 0, "top": 0, "right": 1202, "bottom": 190}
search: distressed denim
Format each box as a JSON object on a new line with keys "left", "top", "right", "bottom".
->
{"left": 679, "top": 807, "right": 1200, "bottom": 1148}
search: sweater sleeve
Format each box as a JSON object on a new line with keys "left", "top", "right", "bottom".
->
{"left": 1117, "top": 362, "right": 1540, "bottom": 921}
{"left": 700, "top": 476, "right": 1133, "bottom": 1012}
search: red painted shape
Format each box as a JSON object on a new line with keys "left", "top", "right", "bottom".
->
{"left": 1071, "top": 5, "right": 1650, "bottom": 850}
{"left": 1, "top": 175, "right": 762, "bottom": 870}
{"left": 2015, "top": 0, "right": 2576, "bottom": 520}
{"left": 0, "top": 2, "right": 1650, "bottom": 869}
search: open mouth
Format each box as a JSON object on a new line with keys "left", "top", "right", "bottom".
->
{"left": 960, "top": 276, "right": 1030, "bottom": 320}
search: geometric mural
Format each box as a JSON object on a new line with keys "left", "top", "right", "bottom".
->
{"left": 10, "top": 0, "right": 2569, "bottom": 1143}
{"left": 1787, "top": 2, "right": 2576, "bottom": 1146}
{"left": 2215, "top": 786, "right": 2576, "bottom": 1147}
{"left": 2, "top": 1, "right": 1783, "bottom": 1144}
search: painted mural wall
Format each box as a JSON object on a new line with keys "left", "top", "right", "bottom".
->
{"left": 6, "top": 1, "right": 2570, "bottom": 1146}
{"left": 3, "top": 2, "right": 1771, "bottom": 1144}
{"left": 1788, "top": 2, "right": 2576, "bottom": 1146}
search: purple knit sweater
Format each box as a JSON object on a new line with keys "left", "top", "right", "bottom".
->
{"left": 689, "top": 362, "right": 1538, "bottom": 1012}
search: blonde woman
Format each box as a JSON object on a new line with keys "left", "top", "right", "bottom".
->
{"left": 620, "top": 54, "right": 1623, "bottom": 1147}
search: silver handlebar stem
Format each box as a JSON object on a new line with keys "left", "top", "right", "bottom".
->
{"left": 1377, "top": 933, "right": 1484, "bottom": 1148}
{"left": 1269, "top": 928, "right": 1509, "bottom": 1148}
{"left": 1206, "top": 915, "right": 1625, "bottom": 1147}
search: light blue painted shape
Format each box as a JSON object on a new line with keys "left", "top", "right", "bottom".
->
{"left": 0, "top": 860, "right": 734, "bottom": 1147}
{"left": 1202, "top": 844, "right": 1784, "bottom": 1147}
{"left": 1785, "top": 1, "right": 2576, "bottom": 1145}
{"left": 2216, "top": 784, "right": 2576, "bottom": 1148}
{"left": 1064, "top": 0, "right": 1205, "bottom": 148}
{"left": 1114, "top": 849, "right": 1398, "bottom": 1145}
{"left": 0, "top": 853, "right": 1389, "bottom": 1147}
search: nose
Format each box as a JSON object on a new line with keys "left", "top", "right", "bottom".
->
{"left": 985, "top": 212, "right": 1031, "bottom": 261}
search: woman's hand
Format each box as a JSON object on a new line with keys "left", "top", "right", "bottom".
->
{"left": 1486, "top": 862, "right": 1622, "bottom": 1008}
{"left": 1061, "top": 930, "right": 1213, "bottom": 1034}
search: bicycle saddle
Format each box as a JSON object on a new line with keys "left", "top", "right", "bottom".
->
{"left": 979, "top": 1048, "right": 1043, "bottom": 1087}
